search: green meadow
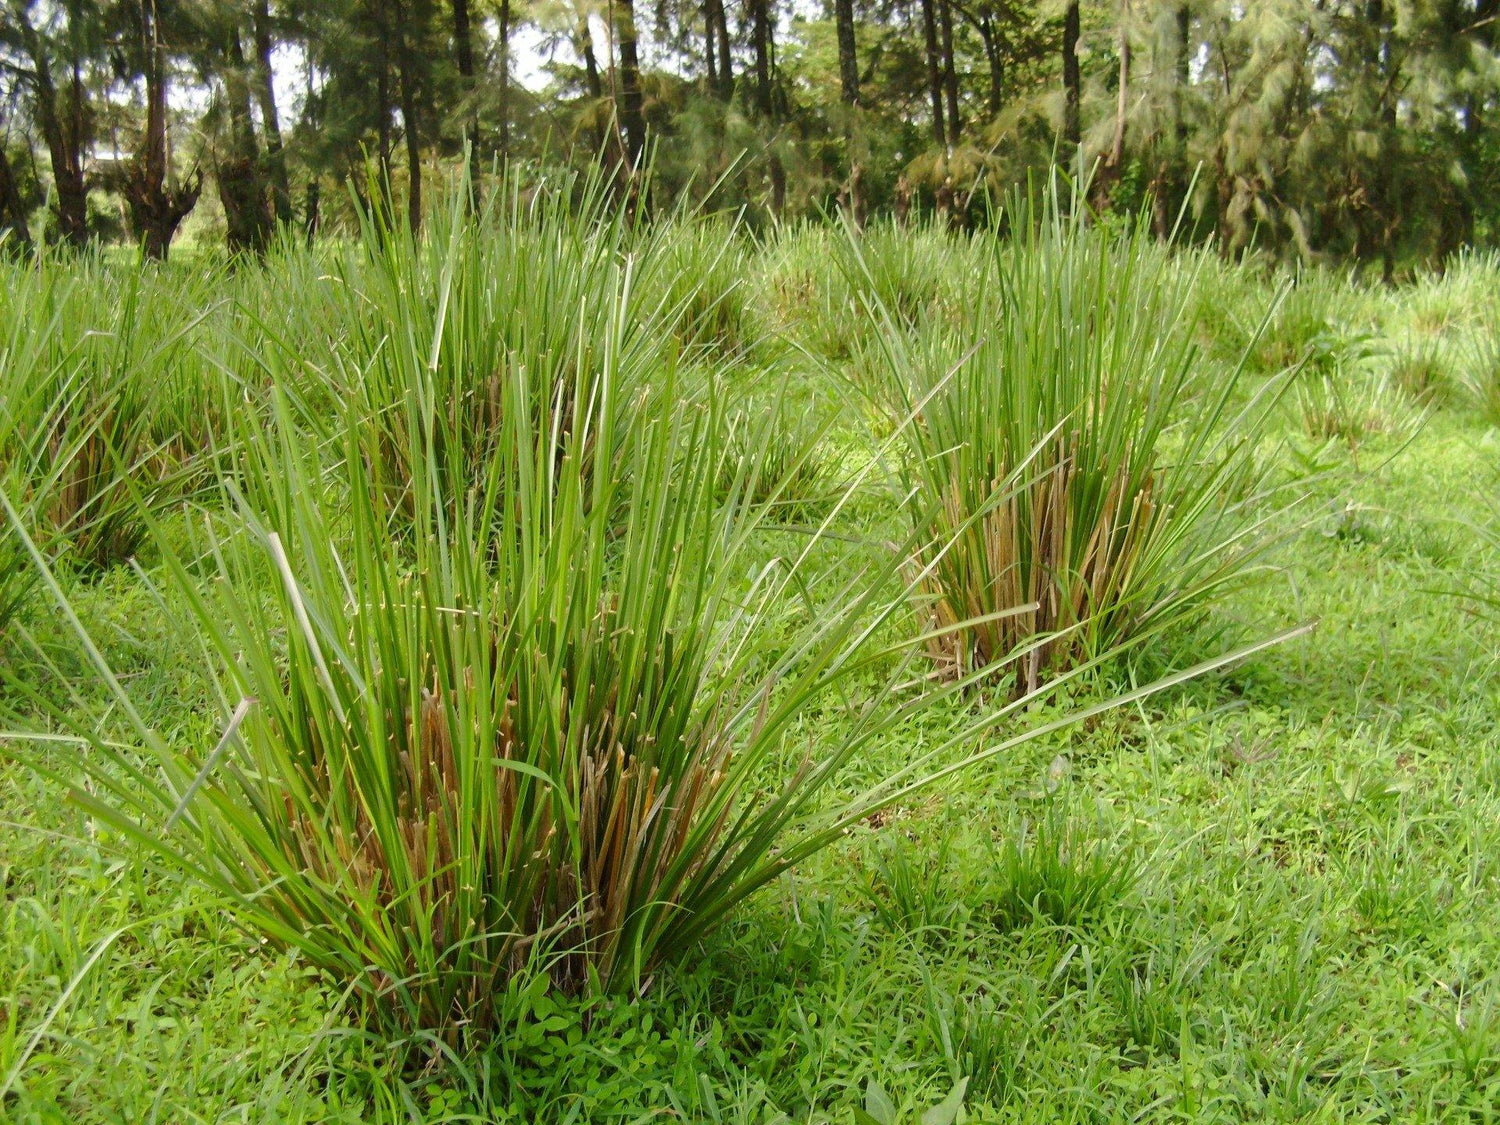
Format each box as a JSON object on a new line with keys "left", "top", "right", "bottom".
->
{"left": 2, "top": 184, "right": 1499, "bottom": 1123}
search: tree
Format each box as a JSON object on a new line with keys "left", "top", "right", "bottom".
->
{"left": 1061, "top": 0, "right": 1079, "bottom": 152}
{"left": 252, "top": 0, "right": 292, "bottom": 225}
{"left": 835, "top": 0, "right": 858, "bottom": 105}
{"left": 920, "top": 0, "right": 947, "bottom": 144}
{"left": 614, "top": 0, "right": 646, "bottom": 164}
{"left": 0, "top": 0, "right": 1495, "bottom": 262}
{"left": 0, "top": 141, "right": 33, "bottom": 250}
{"left": 110, "top": 0, "right": 202, "bottom": 260}
{"left": 4, "top": 0, "right": 96, "bottom": 246}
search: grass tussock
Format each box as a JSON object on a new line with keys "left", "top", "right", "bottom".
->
{"left": 860, "top": 185, "right": 1283, "bottom": 691}
{"left": 1461, "top": 329, "right": 1500, "bottom": 427}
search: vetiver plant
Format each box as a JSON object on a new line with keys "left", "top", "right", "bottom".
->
{"left": 1387, "top": 337, "right": 1449, "bottom": 403}
{"left": 637, "top": 213, "right": 755, "bottom": 358}
{"left": 1460, "top": 328, "right": 1500, "bottom": 427}
{"left": 291, "top": 170, "right": 677, "bottom": 527}
{"left": 5, "top": 194, "right": 1298, "bottom": 1045}
{"left": 857, "top": 182, "right": 1288, "bottom": 692}
{"left": 0, "top": 256, "right": 203, "bottom": 630}
{"left": 1292, "top": 363, "right": 1418, "bottom": 451}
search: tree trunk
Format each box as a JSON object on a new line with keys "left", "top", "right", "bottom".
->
{"left": 836, "top": 0, "right": 860, "bottom": 105}
{"left": 749, "top": 0, "right": 784, "bottom": 216}
{"left": 982, "top": 19, "right": 1002, "bottom": 116}
{"left": 614, "top": 0, "right": 647, "bottom": 164}
{"left": 704, "top": 0, "right": 719, "bottom": 90}
{"left": 392, "top": 0, "right": 423, "bottom": 229}
{"left": 1152, "top": 4, "right": 1191, "bottom": 239}
{"left": 252, "top": 0, "right": 292, "bottom": 225}
{"left": 14, "top": 11, "right": 89, "bottom": 246}
{"left": 708, "top": 0, "right": 733, "bottom": 97}
{"left": 498, "top": 0, "right": 513, "bottom": 159}
{"left": 920, "top": 0, "right": 947, "bottom": 146}
{"left": 219, "top": 28, "right": 272, "bottom": 254}
{"left": 304, "top": 178, "right": 321, "bottom": 246}
{"left": 751, "top": 0, "right": 774, "bottom": 117}
{"left": 1096, "top": 0, "right": 1130, "bottom": 208}
{"left": 124, "top": 0, "right": 201, "bottom": 260}
{"left": 375, "top": 3, "right": 394, "bottom": 185}
{"left": 938, "top": 0, "right": 960, "bottom": 142}
{"left": 452, "top": 0, "right": 479, "bottom": 158}
{"left": 1062, "top": 0, "right": 1081, "bottom": 152}
{"left": 581, "top": 17, "right": 604, "bottom": 99}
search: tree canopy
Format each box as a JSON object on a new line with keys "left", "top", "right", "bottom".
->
{"left": 2, "top": 0, "right": 1497, "bottom": 268}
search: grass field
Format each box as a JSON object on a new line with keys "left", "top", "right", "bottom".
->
{"left": 2, "top": 193, "right": 1499, "bottom": 1123}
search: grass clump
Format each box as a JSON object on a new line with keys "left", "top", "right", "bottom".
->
{"left": 289, "top": 171, "right": 676, "bottom": 527}
{"left": 0, "top": 258, "right": 206, "bottom": 632}
{"left": 860, "top": 185, "right": 1281, "bottom": 691}
{"left": 987, "top": 804, "right": 1139, "bottom": 932}
{"left": 1460, "top": 329, "right": 1500, "bottom": 427}
{"left": 716, "top": 392, "right": 840, "bottom": 523}
{"left": 1292, "top": 366, "right": 1417, "bottom": 451}
{"left": 1243, "top": 272, "right": 1366, "bottom": 376}
{"left": 1387, "top": 337, "right": 1450, "bottom": 403}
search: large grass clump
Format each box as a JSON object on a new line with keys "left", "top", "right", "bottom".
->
{"left": 859, "top": 185, "right": 1285, "bottom": 691}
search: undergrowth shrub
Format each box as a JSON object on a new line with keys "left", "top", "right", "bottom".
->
{"left": 860, "top": 183, "right": 1286, "bottom": 692}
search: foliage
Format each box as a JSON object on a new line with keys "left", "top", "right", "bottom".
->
{"left": 3, "top": 206, "right": 1498, "bottom": 1123}
{"left": 1461, "top": 329, "right": 1500, "bottom": 428}
{"left": 1, "top": 200, "right": 1301, "bottom": 1049}
{"left": 859, "top": 184, "right": 1284, "bottom": 691}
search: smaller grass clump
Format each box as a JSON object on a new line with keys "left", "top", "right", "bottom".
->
{"left": 285, "top": 170, "right": 675, "bottom": 527}
{"left": 1459, "top": 329, "right": 1500, "bottom": 427}
{"left": 1387, "top": 337, "right": 1450, "bottom": 403}
{"left": 1243, "top": 272, "right": 1368, "bottom": 377}
{"left": 756, "top": 219, "right": 967, "bottom": 360}
{"left": 986, "top": 804, "right": 1139, "bottom": 932}
{"left": 639, "top": 214, "right": 756, "bottom": 358}
{"left": 715, "top": 391, "right": 840, "bottom": 523}
{"left": 1292, "top": 366, "right": 1418, "bottom": 451}
{"left": 0, "top": 257, "right": 204, "bottom": 632}
{"left": 859, "top": 182, "right": 1285, "bottom": 692}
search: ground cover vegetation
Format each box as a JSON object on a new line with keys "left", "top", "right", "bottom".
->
{"left": 0, "top": 163, "right": 1498, "bottom": 1122}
